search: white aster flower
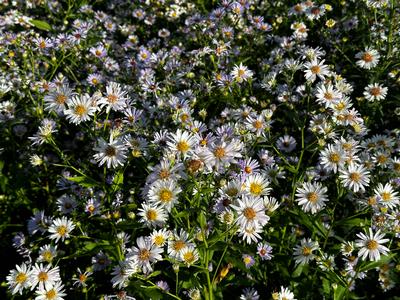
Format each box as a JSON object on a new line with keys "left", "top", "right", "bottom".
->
{"left": 244, "top": 173, "right": 271, "bottom": 197}
{"left": 295, "top": 182, "right": 328, "bottom": 214}
{"left": 138, "top": 203, "right": 168, "bottom": 227}
{"left": 6, "top": 263, "right": 33, "bottom": 295}
{"left": 180, "top": 246, "right": 199, "bottom": 267}
{"left": 363, "top": 83, "right": 388, "bottom": 102}
{"left": 277, "top": 286, "right": 296, "bottom": 300}
{"left": 374, "top": 183, "right": 400, "bottom": 209}
{"left": 44, "top": 85, "right": 74, "bottom": 113}
{"left": 110, "top": 261, "right": 138, "bottom": 289}
{"left": 293, "top": 238, "right": 319, "bottom": 265}
{"left": 64, "top": 93, "right": 97, "bottom": 124}
{"left": 48, "top": 217, "right": 75, "bottom": 243}
{"left": 30, "top": 264, "right": 61, "bottom": 291}
{"left": 130, "top": 236, "right": 163, "bottom": 274}
{"left": 93, "top": 136, "right": 127, "bottom": 168}
{"left": 355, "top": 228, "right": 389, "bottom": 261}
{"left": 167, "top": 129, "right": 198, "bottom": 159}
{"left": 355, "top": 47, "right": 380, "bottom": 69}
{"left": 231, "top": 63, "right": 253, "bottom": 83}
{"left": 98, "top": 81, "right": 129, "bottom": 112}
{"left": 303, "top": 59, "right": 330, "bottom": 82}
{"left": 339, "top": 163, "right": 370, "bottom": 193}
{"left": 319, "top": 144, "right": 346, "bottom": 173}
{"left": 35, "top": 281, "right": 66, "bottom": 300}
{"left": 231, "top": 195, "right": 270, "bottom": 229}
{"left": 147, "top": 179, "right": 181, "bottom": 212}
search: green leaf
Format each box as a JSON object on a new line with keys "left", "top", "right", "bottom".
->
{"left": 333, "top": 284, "right": 347, "bottom": 300}
{"left": 337, "top": 217, "right": 367, "bottom": 228}
{"left": 322, "top": 278, "right": 331, "bottom": 296}
{"left": 66, "top": 176, "right": 98, "bottom": 188}
{"left": 197, "top": 212, "right": 206, "bottom": 228}
{"left": 292, "top": 263, "right": 304, "bottom": 278}
{"left": 358, "top": 254, "right": 394, "bottom": 272}
{"left": 29, "top": 19, "right": 52, "bottom": 31}
{"left": 84, "top": 240, "right": 110, "bottom": 251}
{"left": 112, "top": 170, "right": 124, "bottom": 190}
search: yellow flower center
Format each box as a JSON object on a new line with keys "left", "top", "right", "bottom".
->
{"left": 180, "top": 114, "right": 189, "bottom": 122}
{"left": 243, "top": 256, "right": 252, "bottom": 264}
{"left": 173, "top": 240, "right": 185, "bottom": 251}
{"left": 381, "top": 192, "right": 391, "bottom": 201}
{"left": 249, "top": 183, "right": 262, "bottom": 195}
{"left": 183, "top": 251, "right": 195, "bottom": 264}
{"left": 46, "top": 289, "right": 56, "bottom": 299}
{"left": 243, "top": 207, "right": 256, "bottom": 220}
{"left": 310, "top": 65, "right": 320, "bottom": 74}
{"left": 55, "top": 94, "right": 67, "bottom": 104}
{"left": 349, "top": 172, "right": 361, "bottom": 182}
{"left": 139, "top": 249, "right": 150, "bottom": 261}
{"left": 146, "top": 209, "right": 157, "bottom": 221}
{"left": 57, "top": 225, "right": 67, "bottom": 236}
{"left": 367, "top": 240, "right": 378, "bottom": 250}
{"left": 176, "top": 141, "right": 190, "bottom": 153}
{"left": 79, "top": 273, "right": 87, "bottom": 282}
{"left": 244, "top": 166, "right": 252, "bottom": 174}
{"left": 306, "top": 192, "right": 318, "bottom": 203}
{"left": 335, "top": 101, "right": 346, "bottom": 111}
{"left": 87, "top": 205, "right": 95, "bottom": 213}
{"left": 238, "top": 69, "right": 245, "bottom": 77}
{"left": 253, "top": 120, "right": 263, "bottom": 129}
{"left": 214, "top": 146, "right": 226, "bottom": 158}
{"left": 74, "top": 104, "right": 87, "bottom": 116}
{"left": 154, "top": 236, "right": 165, "bottom": 246}
{"left": 15, "top": 272, "right": 27, "bottom": 284}
{"left": 376, "top": 155, "right": 387, "bottom": 164}
{"left": 324, "top": 92, "right": 333, "bottom": 100}
{"left": 159, "top": 189, "right": 172, "bottom": 203}
{"left": 38, "top": 271, "right": 49, "bottom": 282}
{"left": 362, "top": 53, "right": 373, "bottom": 63}
{"left": 42, "top": 250, "right": 53, "bottom": 262}
{"left": 302, "top": 246, "right": 312, "bottom": 256}
{"left": 107, "top": 94, "right": 118, "bottom": 104}
{"left": 329, "top": 153, "right": 340, "bottom": 163}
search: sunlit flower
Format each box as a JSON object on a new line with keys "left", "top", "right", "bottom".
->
{"left": 231, "top": 63, "right": 253, "bottom": 83}
{"left": 93, "top": 136, "right": 127, "bottom": 168}
{"left": 363, "top": 83, "right": 388, "bottom": 102}
{"left": 6, "top": 263, "right": 33, "bottom": 295}
{"left": 295, "top": 182, "right": 328, "bottom": 214}
{"left": 355, "top": 228, "right": 389, "bottom": 261}
{"left": 293, "top": 238, "right": 319, "bottom": 265}
{"left": 303, "top": 59, "right": 330, "bottom": 82}
{"left": 30, "top": 264, "right": 61, "bottom": 290}
{"left": 35, "top": 281, "right": 66, "bottom": 300}
{"left": 356, "top": 47, "right": 380, "bottom": 69}
{"left": 339, "top": 163, "right": 370, "bottom": 193}
{"left": 130, "top": 236, "right": 163, "bottom": 274}
{"left": 231, "top": 195, "right": 270, "bottom": 229}
{"left": 48, "top": 217, "right": 75, "bottom": 243}
{"left": 64, "top": 93, "right": 97, "bottom": 124}
{"left": 147, "top": 179, "right": 181, "bottom": 212}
